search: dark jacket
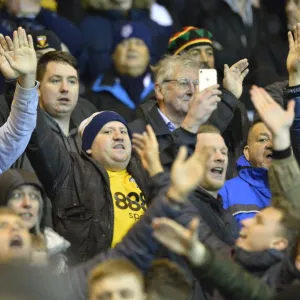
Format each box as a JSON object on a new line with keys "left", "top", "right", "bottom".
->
{"left": 219, "top": 155, "right": 271, "bottom": 226}
{"left": 0, "top": 7, "right": 84, "bottom": 60}
{"left": 88, "top": 71, "right": 154, "bottom": 122}
{"left": 250, "top": 35, "right": 288, "bottom": 87}
{"left": 0, "top": 81, "right": 98, "bottom": 171}
{"left": 129, "top": 91, "right": 250, "bottom": 178}
{"left": 79, "top": 9, "right": 172, "bottom": 81}
{"left": 26, "top": 107, "right": 150, "bottom": 264}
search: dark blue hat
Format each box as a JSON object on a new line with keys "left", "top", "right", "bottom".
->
{"left": 81, "top": 111, "right": 131, "bottom": 152}
{"left": 113, "top": 22, "right": 152, "bottom": 52}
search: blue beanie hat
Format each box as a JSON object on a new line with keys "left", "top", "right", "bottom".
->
{"left": 113, "top": 22, "right": 152, "bottom": 52}
{"left": 81, "top": 111, "right": 131, "bottom": 152}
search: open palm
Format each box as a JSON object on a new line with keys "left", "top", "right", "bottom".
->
{"left": 223, "top": 59, "right": 249, "bottom": 99}
{"left": 0, "top": 28, "right": 36, "bottom": 80}
{"left": 250, "top": 86, "right": 295, "bottom": 134}
{"left": 170, "top": 146, "right": 211, "bottom": 200}
{"left": 286, "top": 26, "right": 300, "bottom": 74}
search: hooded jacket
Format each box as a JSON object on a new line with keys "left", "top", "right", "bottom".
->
{"left": 219, "top": 155, "right": 271, "bottom": 226}
{"left": 0, "top": 169, "right": 70, "bottom": 271}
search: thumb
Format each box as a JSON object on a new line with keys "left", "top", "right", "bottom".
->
{"left": 189, "top": 218, "right": 199, "bottom": 243}
{"left": 224, "top": 64, "right": 229, "bottom": 76}
{"left": 287, "top": 99, "right": 296, "bottom": 114}
{"left": 287, "top": 100, "right": 296, "bottom": 121}
{"left": 174, "top": 146, "right": 188, "bottom": 166}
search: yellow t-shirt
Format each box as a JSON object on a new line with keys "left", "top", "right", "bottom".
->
{"left": 107, "top": 170, "right": 147, "bottom": 247}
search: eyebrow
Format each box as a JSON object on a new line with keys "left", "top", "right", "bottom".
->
{"left": 103, "top": 126, "right": 127, "bottom": 130}
{"left": 49, "top": 75, "right": 78, "bottom": 80}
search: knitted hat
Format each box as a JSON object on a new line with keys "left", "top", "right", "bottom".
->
{"left": 113, "top": 22, "right": 152, "bottom": 52}
{"left": 79, "top": 111, "right": 131, "bottom": 152}
{"left": 167, "top": 27, "right": 213, "bottom": 55}
{"left": 29, "top": 30, "right": 62, "bottom": 51}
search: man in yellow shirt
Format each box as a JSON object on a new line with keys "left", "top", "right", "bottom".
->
{"left": 79, "top": 111, "right": 150, "bottom": 248}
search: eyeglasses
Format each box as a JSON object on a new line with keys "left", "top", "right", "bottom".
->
{"left": 163, "top": 78, "right": 199, "bottom": 89}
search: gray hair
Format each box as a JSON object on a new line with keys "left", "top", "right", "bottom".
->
{"left": 151, "top": 53, "right": 200, "bottom": 85}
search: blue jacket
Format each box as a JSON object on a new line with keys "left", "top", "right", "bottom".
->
{"left": 80, "top": 9, "right": 172, "bottom": 81}
{"left": 89, "top": 72, "right": 154, "bottom": 121}
{"left": 218, "top": 155, "right": 271, "bottom": 226}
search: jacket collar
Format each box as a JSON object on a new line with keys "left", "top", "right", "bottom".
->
{"left": 139, "top": 100, "right": 171, "bottom": 136}
{"left": 192, "top": 186, "right": 223, "bottom": 209}
{"left": 233, "top": 246, "right": 285, "bottom": 275}
{"left": 237, "top": 155, "right": 271, "bottom": 198}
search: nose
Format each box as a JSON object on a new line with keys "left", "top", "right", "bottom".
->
{"left": 113, "top": 130, "right": 124, "bottom": 140}
{"left": 214, "top": 149, "right": 225, "bottom": 162}
{"left": 21, "top": 195, "right": 32, "bottom": 208}
{"left": 266, "top": 139, "right": 273, "bottom": 150}
{"left": 60, "top": 80, "right": 69, "bottom": 93}
{"left": 200, "top": 50, "right": 209, "bottom": 64}
{"left": 241, "top": 217, "right": 253, "bottom": 228}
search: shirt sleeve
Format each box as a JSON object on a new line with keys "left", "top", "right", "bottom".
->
{"left": 0, "top": 82, "right": 38, "bottom": 173}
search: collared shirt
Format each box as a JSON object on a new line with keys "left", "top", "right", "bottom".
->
{"left": 157, "top": 108, "right": 176, "bottom": 132}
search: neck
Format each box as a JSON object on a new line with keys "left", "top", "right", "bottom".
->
{"left": 53, "top": 116, "right": 71, "bottom": 136}
{"left": 203, "top": 187, "right": 218, "bottom": 198}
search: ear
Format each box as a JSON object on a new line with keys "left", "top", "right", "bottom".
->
{"left": 155, "top": 83, "right": 164, "bottom": 102}
{"left": 243, "top": 145, "right": 250, "bottom": 161}
{"left": 271, "top": 237, "right": 288, "bottom": 252}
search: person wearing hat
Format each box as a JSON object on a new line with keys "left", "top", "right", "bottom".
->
{"left": 0, "top": 169, "right": 71, "bottom": 272}
{"left": 129, "top": 33, "right": 250, "bottom": 178}
{"left": 26, "top": 103, "right": 151, "bottom": 264}
{"left": 167, "top": 26, "right": 215, "bottom": 69}
{"left": 87, "top": 22, "right": 154, "bottom": 121}
{"left": 29, "top": 29, "right": 63, "bottom": 60}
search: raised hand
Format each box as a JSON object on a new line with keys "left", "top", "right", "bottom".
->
{"left": 132, "top": 125, "right": 164, "bottom": 177}
{"left": 0, "top": 27, "right": 37, "bottom": 80}
{"left": 181, "top": 84, "right": 222, "bottom": 133}
{"left": 250, "top": 86, "right": 295, "bottom": 135}
{"left": 287, "top": 24, "right": 300, "bottom": 86}
{"left": 223, "top": 58, "right": 249, "bottom": 99}
{"left": 250, "top": 85, "right": 294, "bottom": 150}
{"left": 168, "top": 146, "right": 212, "bottom": 201}
{"left": 152, "top": 217, "right": 206, "bottom": 265}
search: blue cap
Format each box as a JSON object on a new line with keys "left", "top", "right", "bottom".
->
{"left": 113, "top": 22, "right": 152, "bottom": 52}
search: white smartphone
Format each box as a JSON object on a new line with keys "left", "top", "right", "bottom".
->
{"left": 199, "top": 69, "right": 218, "bottom": 92}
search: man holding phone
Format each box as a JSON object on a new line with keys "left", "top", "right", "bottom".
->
{"left": 129, "top": 37, "right": 250, "bottom": 178}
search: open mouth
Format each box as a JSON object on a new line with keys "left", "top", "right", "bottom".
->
{"left": 210, "top": 167, "right": 224, "bottom": 175}
{"left": 58, "top": 98, "right": 70, "bottom": 103}
{"left": 113, "top": 144, "right": 125, "bottom": 150}
{"left": 19, "top": 212, "right": 33, "bottom": 221}
{"left": 265, "top": 152, "right": 273, "bottom": 159}
{"left": 9, "top": 236, "right": 23, "bottom": 248}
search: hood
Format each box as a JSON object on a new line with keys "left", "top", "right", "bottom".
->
{"left": 0, "top": 169, "right": 47, "bottom": 234}
{"left": 236, "top": 155, "right": 271, "bottom": 198}
{"left": 44, "top": 228, "right": 71, "bottom": 257}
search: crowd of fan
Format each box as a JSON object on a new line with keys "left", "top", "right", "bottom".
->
{"left": 0, "top": 0, "right": 300, "bottom": 299}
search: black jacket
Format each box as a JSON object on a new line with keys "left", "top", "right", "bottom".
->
{"left": 129, "top": 92, "right": 250, "bottom": 178}
{"left": 26, "top": 107, "right": 150, "bottom": 264}
{"left": 0, "top": 81, "right": 98, "bottom": 171}
{"left": 250, "top": 35, "right": 288, "bottom": 87}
